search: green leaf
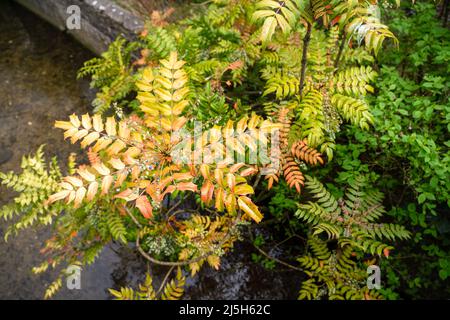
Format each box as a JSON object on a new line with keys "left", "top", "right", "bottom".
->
{"left": 260, "top": 16, "right": 277, "bottom": 44}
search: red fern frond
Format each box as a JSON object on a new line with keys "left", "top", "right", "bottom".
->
{"left": 282, "top": 156, "right": 305, "bottom": 193}
{"left": 291, "top": 139, "right": 324, "bottom": 166}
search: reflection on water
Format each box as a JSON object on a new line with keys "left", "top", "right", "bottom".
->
{"left": 0, "top": 0, "right": 301, "bottom": 300}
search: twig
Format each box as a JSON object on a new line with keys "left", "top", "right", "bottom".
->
{"left": 248, "top": 230, "right": 304, "bottom": 272}
{"left": 165, "top": 199, "right": 182, "bottom": 217}
{"left": 135, "top": 213, "right": 242, "bottom": 267}
{"left": 252, "top": 172, "right": 262, "bottom": 190}
{"left": 334, "top": 30, "right": 347, "bottom": 70}
{"left": 156, "top": 266, "right": 175, "bottom": 296}
{"left": 299, "top": 22, "right": 313, "bottom": 97}
{"left": 124, "top": 205, "right": 142, "bottom": 228}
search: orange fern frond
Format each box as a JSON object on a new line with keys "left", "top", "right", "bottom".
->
{"left": 291, "top": 139, "right": 324, "bottom": 166}
{"left": 282, "top": 156, "right": 305, "bottom": 193}
{"left": 87, "top": 148, "right": 101, "bottom": 166}
{"left": 278, "top": 107, "right": 291, "bottom": 151}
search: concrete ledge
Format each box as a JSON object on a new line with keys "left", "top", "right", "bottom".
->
{"left": 14, "top": 0, "right": 144, "bottom": 55}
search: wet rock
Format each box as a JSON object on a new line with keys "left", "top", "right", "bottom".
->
{"left": 0, "top": 147, "right": 13, "bottom": 165}
{"left": 14, "top": 0, "right": 144, "bottom": 55}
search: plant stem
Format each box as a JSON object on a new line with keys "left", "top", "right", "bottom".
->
{"left": 156, "top": 266, "right": 175, "bottom": 296}
{"left": 299, "top": 22, "right": 312, "bottom": 98}
{"left": 334, "top": 30, "right": 347, "bottom": 70}
{"left": 443, "top": 0, "right": 449, "bottom": 27}
{"left": 248, "top": 230, "right": 304, "bottom": 272}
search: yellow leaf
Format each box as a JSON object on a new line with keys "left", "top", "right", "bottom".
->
{"left": 238, "top": 196, "right": 263, "bottom": 223}
{"left": 207, "top": 255, "right": 221, "bottom": 270}
{"left": 155, "top": 88, "right": 172, "bottom": 101}
{"left": 46, "top": 190, "right": 71, "bottom": 205}
{"left": 105, "top": 117, "right": 117, "bottom": 136}
{"left": 101, "top": 175, "right": 114, "bottom": 194}
{"left": 159, "top": 67, "right": 174, "bottom": 79}
{"left": 74, "top": 187, "right": 87, "bottom": 208}
{"left": 189, "top": 262, "right": 200, "bottom": 277}
{"left": 69, "top": 114, "right": 80, "bottom": 128}
{"left": 172, "top": 87, "right": 189, "bottom": 102}
{"left": 200, "top": 164, "right": 210, "bottom": 179}
{"left": 109, "top": 158, "right": 125, "bottom": 170}
{"left": 64, "top": 176, "right": 83, "bottom": 187}
{"left": 118, "top": 121, "right": 130, "bottom": 140}
{"left": 63, "top": 127, "right": 78, "bottom": 140}
{"left": 260, "top": 16, "right": 277, "bottom": 44}
{"left": 92, "top": 162, "right": 111, "bottom": 176}
{"left": 77, "top": 167, "right": 96, "bottom": 182}
{"left": 172, "top": 76, "right": 187, "bottom": 89}
{"left": 214, "top": 168, "right": 224, "bottom": 186}
{"left": 80, "top": 131, "right": 100, "bottom": 148}
{"left": 81, "top": 114, "right": 92, "bottom": 130}
{"left": 92, "top": 137, "right": 112, "bottom": 152}
{"left": 156, "top": 75, "right": 173, "bottom": 89}
{"left": 54, "top": 120, "right": 73, "bottom": 130}
{"left": 86, "top": 181, "right": 99, "bottom": 201}
{"left": 224, "top": 193, "right": 236, "bottom": 214}
{"left": 107, "top": 140, "right": 126, "bottom": 155}
{"left": 215, "top": 188, "right": 225, "bottom": 212}
{"left": 70, "top": 129, "right": 89, "bottom": 144}
{"left": 92, "top": 114, "right": 104, "bottom": 132}
{"left": 60, "top": 182, "right": 73, "bottom": 190}
{"left": 234, "top": 184, "right": 254, "bottom": 196}
{"left": 226, "top": 173, "right": 236, "bottom": 191}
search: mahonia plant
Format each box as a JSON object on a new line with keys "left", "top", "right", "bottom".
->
{"left": 0, "top": 0, "right": 414, "bottom": 299}
{"left": 42, "top": 52, "right": 279, "bottom": 297}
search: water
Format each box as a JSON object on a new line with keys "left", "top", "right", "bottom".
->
{"left": 0, "top": 1, "right": 301, "bottom": 300}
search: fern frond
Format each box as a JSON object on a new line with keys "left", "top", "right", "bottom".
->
{"left": 331, "top": 94, "right": 374, "bottom": 129}
{"left": 291, "top": 139, "right": 324, "bottom": 165}
{"left": 333, "top": 66, "right": 377, "bottom": 97}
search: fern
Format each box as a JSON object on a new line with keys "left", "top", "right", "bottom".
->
{"left": 109, "top": 268, "right": 185, "bottom": 300}
{"left": 140, "top": 25, "right": 177, "bottom": 60}
{"left": 298, "top": 236, "right": 384, "bottom": 300}
{"left": 78, "top": 37, "right": 139, "bottom": 114}
{"left": 295, "top": 175, "right": 411, "bottom": 256}
{"left": 0, "top": 146, "right": 63, "bottom": 239}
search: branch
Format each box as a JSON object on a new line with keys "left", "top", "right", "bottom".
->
{"left": 124, "top": 205, "right": 142, "bottom": 228}
{"left": 135, "top": 213, "right": 242, "bottom": 267}
{"left": 156, "top": 266, "right": 175, "bottom": 296}
{"left": 334, "top": 30, "right": 347, "bottom": 70}
{"left": 299, "top": 22, "right": 313, "bottom": 97}
{"left": 248, "top": 230, "right": 304, "bottom": 272}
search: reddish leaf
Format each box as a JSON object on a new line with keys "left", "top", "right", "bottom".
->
{"left": 136, "top": 195, "right": 153, "bottom": 219}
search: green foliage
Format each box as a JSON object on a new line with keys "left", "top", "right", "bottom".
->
{"left": 141, "top": 26, "right": 177, "bottom": 60}
{"left": 0, "top": 146, "right": 62, "bottom": 240}
{"left": 296, "top": 176, "right": 410, "bottom": 255}
{"left": 1, "top": 0, "right": 439, "bottom": 300}
{"left": 319, "top": 1, "right": 450, "bottom": 298}
{"left": 109, "top": 268, "right": 186, "bottom": 300}
{"left": 78, "top": 37, "right": 139, "bottom": 114}
{"left": 298, "top": 236, "right": 384, "bottom": 300}
{"left": 295, "top": 176, "right": 411, "bottom": 300}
